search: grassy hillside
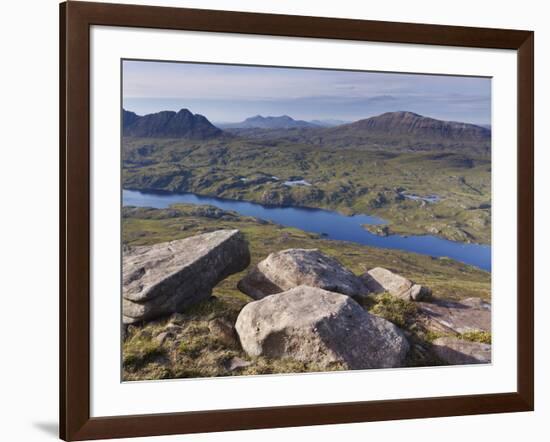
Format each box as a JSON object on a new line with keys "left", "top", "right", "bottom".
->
{"left": 123, "top": 136, "right": 491, "bottom": 244}
{"left": 122, "top": 205, "right": 491, "bottom": 381}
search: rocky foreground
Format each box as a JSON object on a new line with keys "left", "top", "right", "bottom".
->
{"left": 122, "top": 229, "right": 491, "bottom": 378}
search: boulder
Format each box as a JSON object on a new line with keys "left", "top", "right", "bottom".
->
{"left": 235, "top": 286, "right": 409, "bottom": 369}
{"left": 123, "top": 230, "right": 250, "bottom": 323}
{"left": 362, "top": 267, "right": 431, "bottom": 301}
{"left": 432, "top": 337, "right": 491, "bottom": 365}
{"left": 237, "top": 248, "right": 368, "bottom": 300}
{"left": 417, "top": 297, "right": 491, "bottom": 334}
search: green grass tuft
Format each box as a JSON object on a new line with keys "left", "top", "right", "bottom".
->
{"left": 368, "top": 293, "right": 418, "bottom": 328}
{"left": 123, "top": 332, "right": 165, "bottom": 370}
{"left": 460, "top": 330, "right": 492, "bottom": 344}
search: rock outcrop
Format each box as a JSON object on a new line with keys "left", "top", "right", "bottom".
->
{"left": 235, "top": 285, "right": 409, "bottom": 369}
{"left": 237, "top": 248, "right": 368, "bottom": 300}
{"left": 432, "top": 337, "right": 491, "bottom": 365}
{"left": 362, "top": 267, "right": 431, "bottom": 301}
{"left": 123, "top": 230, "right": 250, "bottom": 323}
{"left": 417, "top": 297, "right": 491, "bottom": 334}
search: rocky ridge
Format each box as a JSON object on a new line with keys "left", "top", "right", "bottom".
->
{"left": 123, "top": 108, "right": 223, "bottom": 139}
{"left": 325, "top": 111, "right": 491, "bottom": 144}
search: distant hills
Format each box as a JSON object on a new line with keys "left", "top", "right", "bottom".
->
{"left": 309, "top": 119, "right": 350, "bottom": 127}
{"left": 122, "top": 109, "right": 490, "bottom": 155}
{"left": 308, "top": 112, "right": 491, "bottom": 155}
{"left": 122, "top": 109, "right": 222, "bottom": 139}
{"left": 218, "top": 115, "right": 350, "bottom": 129}
{"left": 328, "top": 111, "right": 490, "bottom": 142}
{"left": 218, "top": 115, "right": 319, "bottom": 129}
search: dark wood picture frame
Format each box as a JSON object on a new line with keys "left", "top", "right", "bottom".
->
{"left": 60, "top": 1, "right": 534, "bottom": 440}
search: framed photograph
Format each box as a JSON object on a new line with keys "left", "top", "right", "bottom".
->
{"left": 60, "top": 1, "right": 534, "bottom": 440}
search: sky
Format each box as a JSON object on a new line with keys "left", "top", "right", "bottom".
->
{"left": 122, "top": 60, "right": 491, "bottom": 125}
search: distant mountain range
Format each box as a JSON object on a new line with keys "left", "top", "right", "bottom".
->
{"left": 309, "top": 119, "right": 350, "bottom": 127}
{"left": 217, "top": 115, "right": 350, "bottom": 129}
{"left": 122, "top": 109, "right": 490, "bottom": 154}
{"left": 218, "top": 115, "right": 320, "bottom": 129}
{"left": 122, "top": 109, "right": 222, "bottom": 139}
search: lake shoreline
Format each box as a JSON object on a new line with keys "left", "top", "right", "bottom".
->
{"left": 123, "top": 186, "right": 374, "bottom": 218}
{"left": 123, "top": 188, "right": 491, "bottom": 271}
{"left": 123, "top": 186, "right": 490, "bottom": 247}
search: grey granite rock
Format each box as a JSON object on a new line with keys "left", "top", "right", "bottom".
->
{"left": 235, "top": 285, "right": 409, "bottom": 370}
{"left": 123, "top": 230, "right": 250, "bottom": 323}
{"left": 362, "top": 267, "right": 431, "bottom": 301}
{"left": 417, "top": 297, "right": 491, "bottom": 334}
{"left": 432, "top": 337, "right": 491, "bottom": 365}
{"left": 238, "top": 248, "right": 368, "bottom": 300}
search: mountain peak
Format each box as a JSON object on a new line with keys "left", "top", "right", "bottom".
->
{"left": 353, "top": 111, "right": 489, "bottom": 134}
{"left": 176, "top": 108, "right": 193, "bottom": 115}
{"left": 386, "top": 111, "right": 422, "bottom": 118}
{"left": 122, "top": 108, "right": 222, "bottom": 139}
{"left": 327, "top": 111, "right": 490, "bottom": 147}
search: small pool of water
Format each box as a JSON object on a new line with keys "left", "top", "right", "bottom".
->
{"left": 283, "top": 179, "right": 312, "bottom": 187}
{"left": 401, "top": 193, "right": 441, "bottom": 203}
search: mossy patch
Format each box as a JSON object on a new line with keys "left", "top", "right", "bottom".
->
{"left": 368, "top": 293, "right": 418, "bottom": 328}
{"left": 123, "top": 330, "right": 166, "bottom": 370}
{"left": 460, "top": 330, "right": 492, "bottom": 344}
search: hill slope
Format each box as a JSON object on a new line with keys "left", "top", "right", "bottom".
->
{"left": 319, "top": 111, "right": 491, "bottom": 154}
{"left": 331, "top": 111, "right": 490, "bottom": 141}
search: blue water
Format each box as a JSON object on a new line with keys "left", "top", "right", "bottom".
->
{"left": 123, "top": 189, "right": 491, "bottom": 271}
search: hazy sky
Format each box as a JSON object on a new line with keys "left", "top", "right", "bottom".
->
{"left": 123, "top": 60, "right": 491, "bottom": 125}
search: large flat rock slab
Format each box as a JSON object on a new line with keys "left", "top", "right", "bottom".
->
{"left": 432, "top": 337, "right": 491, "bottom": 365}
{"left": 237, "top": 248, "right": 368, "bottom": 300}
{"left": 417, "top": 297, "right": 491, "bottom": 334}
{"left": 123, "top": 230, "right": 250, "bottom": 323}
{"left": 235, "top": 285, "right": 409, "bottom": 370}
{"left": 361, "top": 267, "right": 431, "bottom": 301}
